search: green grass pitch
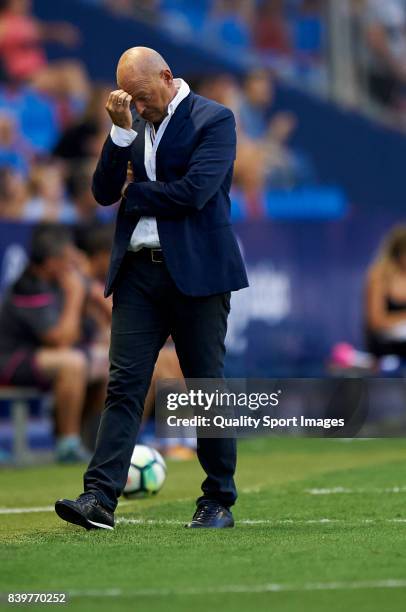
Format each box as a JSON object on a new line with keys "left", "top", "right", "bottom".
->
{"left": 1, "top": 437, "right": 406, "bottom": 611}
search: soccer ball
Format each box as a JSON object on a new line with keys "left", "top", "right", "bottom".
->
{"left": 123, "top": 445, "right": 167, "bottom": 498}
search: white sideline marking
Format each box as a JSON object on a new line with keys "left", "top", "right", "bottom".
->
{"left": 306, "top": 486, "right": 406, "bottom": 495}
{"left": 1, "top": 505, "right": 406, "bottom": 526}
{"left": 0, "top": 505, "right": 55, "bottom": 515}
{"left": 241, "top": 486, "right": 262, "bottom": 494}
{"left": 117, "top": 518, "right": 181, "bottom": 525}
{"left": 0, "top": 501, "right": 133, "bottom": 515}
{"left": 3, "top": 485, "right": 404, "bottom": 514}
{"left": 68, "top": 579, "right": 406, "bottom": 598}
{"left": 116, "top": 517, "right": 406, "bottom": 526}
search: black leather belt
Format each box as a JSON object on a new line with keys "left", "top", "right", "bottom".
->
{"left": 128, "top": 248, "right": 164, "bottom": 263}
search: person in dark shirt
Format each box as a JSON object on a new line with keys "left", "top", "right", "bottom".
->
{"left": 365, "top": 225, "right": 406, "bottom": 357}
{"left": 0, "top": 223, "right": 105, "bottom": 462}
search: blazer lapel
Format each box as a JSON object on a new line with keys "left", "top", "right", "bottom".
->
{"left": 131, "top": 115, "right": 148, "bottom": 181}
{"left": 155, "top": 93, "right": 192, "bottom": 177}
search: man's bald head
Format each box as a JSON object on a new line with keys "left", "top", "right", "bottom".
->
{"left": 116, "top": 47, "right": 177, "bottom": 122}
{"left": 117, "top": 47, "right": 170, "bottom": 86}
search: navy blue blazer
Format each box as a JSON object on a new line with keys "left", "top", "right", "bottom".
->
{"left": 92, "top": 90, "right": 249, "bottom": 297}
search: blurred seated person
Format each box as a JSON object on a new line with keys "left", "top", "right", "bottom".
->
{"left": 0, "top": 84, "right": 60, "bottom": 155}
{"left": 236, "top": 69, "right": 314, "bottom": 190}
{"left": 0, "top": 0, "right": 89, "bottom": 126}
{"left": 209, "top": 0, "right": 253, "bottom": 49}
{"left": 53, "top": 85, "right": 113, "bottom": 162}
{"left": 105, "top": 0, "right": 160, "bottom": 20}
{"left": 71, "top": 225, "right": 114, "bottom": 450}
{"left": 0, "top": 223, "right": 108, "bottom": 462}
{"left": 23, "top": 159, "right": 77, "bottom": 224}
{"left": 76, "top": 219, "right": 194, "bottom": 460}
{"left": 76, "top": 223, "right": 194, "bottom": 459}
{"left": 76, "top": 223, "right": 114, "bottom": 285}
{"left": 196, "top": 73, "right": 240, "bottom": 116}
{"left": 363, "top": 0, "right": 406, "bottom": 108}
{"left": 0, "top": 165, "right": 27, "bottom": 220}
{"left": 365, "top": 225, "right": 406, "bottom": 358}
{"left": 0, "top": 110, "right": 29, "bottom": 176}
{"left": 253, "top": 0, "right": 292, "bottom": 57}
{"left": 74, "top": 223, "right": 114, "bottom": 347}
{"left": 292, "top": 0, "right": 324, "bottom": 66}
{"left": 237, "top": 68, "right": 276, "bottom": 140}
{"left": 67, "top": 161, "right": 117, "bottom": 225}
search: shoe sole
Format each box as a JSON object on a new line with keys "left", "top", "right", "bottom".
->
{"left": 54, "top": 501, "right": 114, "bottom": 531}
{"left": 185, "top": 521, "right": 235, "bottom": 528}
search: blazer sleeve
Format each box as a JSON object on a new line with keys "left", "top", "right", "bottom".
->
{"left": 92, "top": 135, "right": 131, "bottom": 206}
{"left": 123, "top": 109, "right": 236, "bottom": 219}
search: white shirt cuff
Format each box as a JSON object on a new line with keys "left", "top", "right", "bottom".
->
{"left": 110, "top": 124, "right": 138, "bottom": 147}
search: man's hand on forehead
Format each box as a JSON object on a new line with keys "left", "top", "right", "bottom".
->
{"left": 105, "top": 89, "right": 133, "bottom": 130}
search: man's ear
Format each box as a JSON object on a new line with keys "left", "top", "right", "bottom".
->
{"left": 162, "top": 69, "right": 173, "bottom": 85}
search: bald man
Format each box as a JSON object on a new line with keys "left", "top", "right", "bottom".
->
{"left": 55, "top": 47, "right": 248, "bottom": 530}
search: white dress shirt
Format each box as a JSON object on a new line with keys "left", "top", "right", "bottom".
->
{"left": 110, "top": 78, "right": 190, "bottom": 252}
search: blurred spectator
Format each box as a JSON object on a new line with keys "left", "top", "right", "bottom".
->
{"left": 261, "top": 110, "right": 315, "bottom": 189}
{"left": 75, "top": 217, "right": 194, "bottom": 458}
{"left": 73, "top": 225, "right": 113, "bottom": 449}
{"left": 0, "top": 0, "right": 89, "bottom": 95}
{"left": 53, "top": 86, "right": 115, "bottom": 226}
{"left": 75, "top": 231, "right": 112, "bottom": 354}
{"left": 0, "top": 223, "right": 109, "bottom": 462}
{"left": 197, "top": 68, "right": 314, "bottom": 216}
{"left": 0, "top": 111, "right": 28, "bottom": 175}
{"left": 0, "top": 0, "right": 47, "bottom": 82}
{"left": 68, "top": 163, "right": 99, "bottom": 225}
{"left": 196, "top": 72, "right": 240, "bottom": 111}
{"left": 0, "top": 165, "right": 26, "bottom": 220}
{"left": 77, "top": 224, "right": 113, "bottom": 283}
{"left": 237, "top": 68, "right": 276, "bottom": 138}
{"left": 234, "top": 69, "right": 314, "bottom": 201}
{"left": 0, "top": 0, "right": 89, "bottom": 125}
{"left": 105, "top": 0, "right": 160, "bottom": 21}
{"left": 365, "top": 225, "right": 406, "bottom": 358}
{"left": 291, "top": 0, "right": 324, "bottom": 66}
{"left": 74, "top": 221, "right": 195, "bottom": 458}
{"left": 53, "top": 85, "right": 112, "bottom": 162}
{"left": 0, "top": 85, "right": 59, "bottom": 155}
{"left": 68, "top": 161, "right": 116, "bottom": 225}
{"left": 23, "top": 159, "right": 77, "bottom": 224}
{"left": 253, "top": 0, "right": 292, "bottom": 57}
{"left": 159, "top": 0, "right": 210, "bottom": 35}
{"left": 363, "top": 0, "right": 406, "bottom": 108}
{"left": 209, "top": 0, "right": 254, "bottom": 49}
{"left": 197, "top": 71, "right": 267, "bottom": 214}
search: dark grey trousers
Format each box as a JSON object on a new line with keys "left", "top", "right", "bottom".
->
{"left": 84, "top": 250, "right": 236, "bottom": 511}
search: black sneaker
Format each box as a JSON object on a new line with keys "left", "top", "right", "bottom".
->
{"left": 55, "top": 493, "right": 114, "bottom": 531}
{"left": 185, "top": 501, "right": 234, "bottom": 528}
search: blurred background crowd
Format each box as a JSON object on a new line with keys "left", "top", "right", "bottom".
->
{"left": 88, "top": 0, "right": 406, "bottom": 115}
{"left": 2, "top": 0, "right": 406, "bottom": 225}
{"left": 2, "top": 0, "right": 406, "bottom": 463}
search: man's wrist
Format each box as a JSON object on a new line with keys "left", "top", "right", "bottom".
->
{"left": 110, "top": 124, "right": 138, "bottom": 147}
